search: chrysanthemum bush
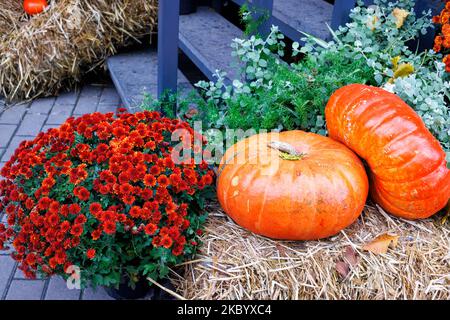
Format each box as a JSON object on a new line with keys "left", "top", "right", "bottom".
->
{"left": 0, "top": 110, "right": 215, "bottom": 289}
{"left": 433, "top": 0, "right": 450, "bottom": 71}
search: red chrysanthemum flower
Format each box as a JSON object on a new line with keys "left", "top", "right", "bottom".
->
{"left": 47, "top": 213, "right": 60, "bottom": 226}
{"left": 129, "top": 206, "right": 141, "bottom": 218}
{"left": 69, "top": 204, "right": 81, "bottom": 215}
{"left": 91, "top": 229, "right": 102, "bottom": 241}
{"left": 144, "top": 223, "right": 158, "bottom": 236}
{"left": 89, "top": 202, "right": 102, "bottom": 215}
{"left": 103, "top": 221, "right": 116, "bottom": 235}
{"left": 74, "top": 214, "right": 87, "bottom": 225}
{"left": 149, "top": 165, "right": 161, "bottom": 176}
{"left": 172, "top": 244, "right": 184, "bottom": 257}
{"left": 60, "top": 205, "right": 69, "bottom": 217}
{"left": 122, "top": 195, "right": 135, "bottom": 205}
{"left": 119, "top": 183, "right": 133, "bottom": 195}
{"left": 54, "top": 251, "right": 67, "bottom": 264}
{"left": 160, "top": 235, "right": 173, "bottom": 249}
{"left": 86, "top": 249, "right": 96, "bottom": 260}
{"left": 70, "top": 224, "right": 84, "bottom": 237}
{"left": 157, "top": 175, "right": 170, "bottom": 187}
{"left": 143, "top": 174, "right": 156, "bottom": 187}
{"left": 100, "top": 211, "right": 116, "bottom": 222}
{"left": 74, "top": 186, "right": 90, "bottom": 201}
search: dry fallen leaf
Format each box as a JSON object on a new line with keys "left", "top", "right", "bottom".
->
{"left": 388, "top": 56, "right": 415, "bottom": 83}
{"left": 392, "top": 8, "right": 409, "bottom": 28}
{"left": 366, "top": 15, "right": 379, "bottom": 31}
{"left": 343, "top": 246, "right": 359, "bottom": 266}
{"left": 362, "top": 233, "right": 399, "bottom": 254}
{"left": 393, "top": 63, "right": 414, "bottom": 79}
{"left": 335, "top": 261, "right": 350, "bottom": 279}
{"left": 391, "top": 56, "right": 400, "bottom": 70}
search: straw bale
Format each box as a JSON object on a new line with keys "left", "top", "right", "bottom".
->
{"left": 0, "top": 0, "right": 157, "bottom": 102}
{"left": 169, "top": 201, "right": 450, "bottom": 300}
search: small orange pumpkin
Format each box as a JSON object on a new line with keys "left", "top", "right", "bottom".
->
{"left": 326, "top": 84, "right": 450, "bottom": 219}
{"left": 23, "top": 0, "right": 48, "bottom": 15}
{"left": 216, "top": 130, "right": 369, "bottom": 240}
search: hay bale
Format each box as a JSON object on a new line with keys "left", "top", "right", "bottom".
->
{"left": 169, "top": 202, "right": 450, "bottom": 300}
{"left": 0, "top": 1, "right": 26, "bottom": 36}
{"left": 0, "top": 0, "right": 158, "bottom": 102}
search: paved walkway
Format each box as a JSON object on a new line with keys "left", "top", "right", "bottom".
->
{"left": 0, "top": 81, "right": 122, "bottom": 300}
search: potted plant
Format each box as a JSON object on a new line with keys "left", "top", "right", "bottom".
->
{"left": 180, "top": 0, "right": 197, "bottom": 15}
{"left": 0, "top": 109, "right": 214, "bottom": 299}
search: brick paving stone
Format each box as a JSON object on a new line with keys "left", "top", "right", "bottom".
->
{"left": 0, "top": 256, "right": 16, "bottom": 298}
{"left": 28, "top": 97, "right": 55, "bottom": 115}
{"left": 55, "top": 91, "right": 79, "bottom": 106}
{"left": 47, "top": 104, "right": 75, "bottom": 125}
{"left": 73, "top": 95, "right": 100, "bottom": 115}
{"left": 1, "top": 136, "right": 32, "bottom": 162}
{"left": 45, "top": 277, "right": 81, "bottom": 300}
{"left": 13, "top": 263, "right": 47, "bottom": 280}
{"left": 97, "top": 103, "right": 118, "bottom": 114}
{"left": 82, "top": 287, "right": 114, "bottom": 300}
{"left": 99, "top": 87, "right": 120, "bottom": 105}
{"left": 13, "top": 268, "right": 27, "bottom": 279}
{"left": 0, "top": 243, "right": 13, "bottom": 256}
{"left": 16, "top": 114, "right": 46, "bottom": 136}
{"left": 80, "top": 85, "right": 103, "bottom": 97}
{"left": 41, "top": 124, "right": 61, "bottom": 132}
{"left": 0, "top": 104, "right": 28, "bottom": 124}
{"left": 14, "top": 268, "right": 46, "bottom": 280}
{"left": 0, "top": 125, "right": 16, "bottom": 148}
{"left": 5, "top": 280, "right": 46, "bottom": 300}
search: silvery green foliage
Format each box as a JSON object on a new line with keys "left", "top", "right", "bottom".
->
{"left": 195, "top": 25, "right": 341, "bottom": 134}
{"left": 295, "top": 0, "right": 450, "bottom": 160}
{"left": 196, "top": 26, "right": 283, "bottom": 95}
{"left": 194, "top": 26, "right": 322, "bottom": 130}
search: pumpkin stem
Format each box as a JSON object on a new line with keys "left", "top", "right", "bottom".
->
{"left": 268, "top": 141, "right": 305, "bottom": 160}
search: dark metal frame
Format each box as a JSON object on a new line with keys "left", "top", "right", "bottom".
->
{"left": 157, "top": 0, "right": 180, "bottom": 100}
{"left": 331, "top": 0, "right": 357, "bottom": 30}
{"left": 252, "top": 0, "right": 274, "bottom": 36}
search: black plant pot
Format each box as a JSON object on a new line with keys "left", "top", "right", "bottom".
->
{"left": 104, "top": 276, "right": 150, "bottom": 300}
{"left": 180, "top": 0, "right": 197, "bottom": 15}
{"left": 104, "top": 276, "right": 177, "bottom": 300}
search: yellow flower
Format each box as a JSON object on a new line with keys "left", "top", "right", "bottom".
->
{"left": 388, "top": 56, "right": 414, "bottom": 83}
{"left": 392, "top": 8, "right": 409, "bottom": 28}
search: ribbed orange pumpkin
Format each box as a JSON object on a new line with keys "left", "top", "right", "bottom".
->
{"left": 216, "top": 131, "right": 369, "bottom": 240}
{"left": 326, "top": 84, "right": 450, "bottom": 219}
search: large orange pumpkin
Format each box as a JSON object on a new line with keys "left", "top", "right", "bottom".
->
{"left": 326, "top": 84, "right": 450, "bottom": 219}
{"left": 216, "top": 130, "right": 369, "bottom": 240}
